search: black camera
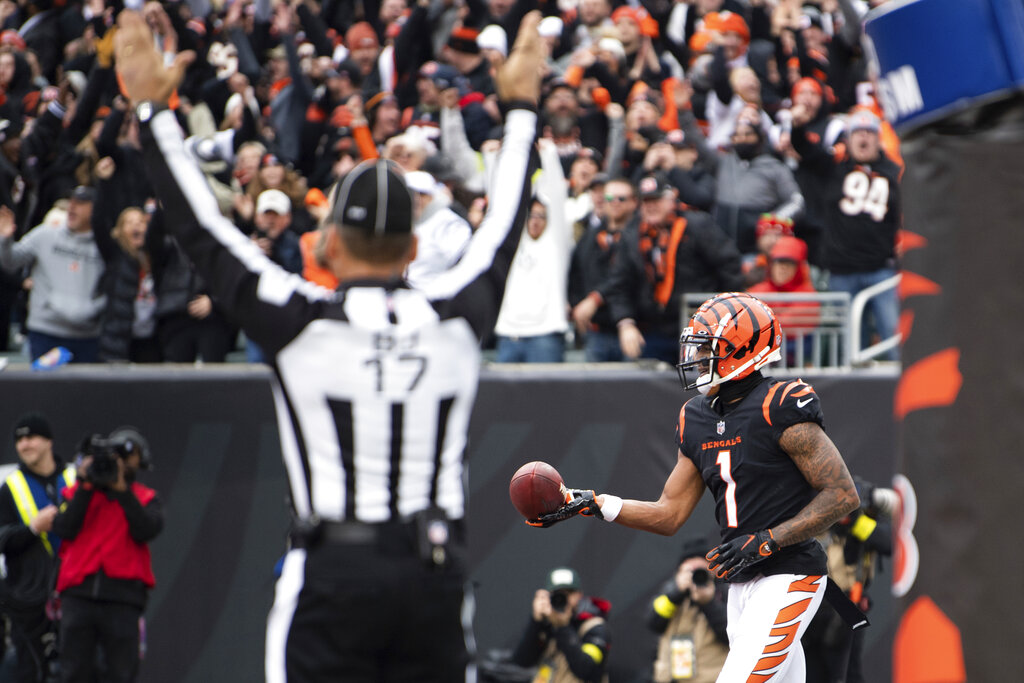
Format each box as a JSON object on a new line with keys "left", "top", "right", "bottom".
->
{"left": 78, "top": 435, "right": 122, "bottom": 488}
{"left": 549, "top": 591, "right": 569, "bottom": 612}
{"left": 77, "top": 427, "right": 152, "bottom": 488}
{"left": 691, "top": 568, "right": 711, "bottom": 587}
{"left": 853, "top": 476, "right": 898, "bottom": 518}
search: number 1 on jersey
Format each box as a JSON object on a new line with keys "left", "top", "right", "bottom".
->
{"left": 716, "top": 450, "right": 738, "bottom": 528}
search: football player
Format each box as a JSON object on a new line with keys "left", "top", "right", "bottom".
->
{"left": 532, "top": 291, "right": 860, "bottom": 682}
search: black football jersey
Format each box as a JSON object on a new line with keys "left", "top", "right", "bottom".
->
{"left": 677, "top": 376, "right": 828, "bottom": 580}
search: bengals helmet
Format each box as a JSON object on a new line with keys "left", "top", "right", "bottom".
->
{"left": 677, "top": 292, "right": 782, "bottom": 393}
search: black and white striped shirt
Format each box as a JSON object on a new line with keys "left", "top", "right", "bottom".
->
{"left": 139, "top": 108, "right": 538, "bottom": 524}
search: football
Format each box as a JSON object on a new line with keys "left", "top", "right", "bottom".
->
{"left": 509, "top": 461, "right": 566, "bottom": 519}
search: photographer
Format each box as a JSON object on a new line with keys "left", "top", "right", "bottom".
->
{"left": 51, "top": 427, "right": 163, "bottom": 683}
{"left": 805, "top": 477, "right": 895, "bottom": 683}
{"left": 646, "top": 538, "right": 729, "bottom": 683}
{"left": 511, "top": 567, "right": 611, "bottom": 683}
{"left": 0, "top": 413, "right": 75, "bottom": 683}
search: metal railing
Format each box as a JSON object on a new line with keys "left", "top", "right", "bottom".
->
{"left": 683, "top": 276, "right": 902, "bottom": 370}
{"left": 849, "top": 273, "right": 902, "bottom": 364}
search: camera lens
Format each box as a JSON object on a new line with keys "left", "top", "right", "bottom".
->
{"left": 691, "top": 568, "right": 711, "bottom": 587}
{"left": 549, "top": 592, "right": 568, "bottom": 611}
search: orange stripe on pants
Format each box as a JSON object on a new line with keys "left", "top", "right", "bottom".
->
{"left": 775, "top": 597, "right": 812, "bottom": 625}
{"left": 742, "top": 575, "right": 824, "bottom": 681}
{"left": 787, "top": 574, "right": 823, "bottom": 593}
{"left": 762, "top": 622, "right": 799, "bottom": 654}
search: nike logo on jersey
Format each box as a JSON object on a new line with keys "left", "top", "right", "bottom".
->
{"left": 797, "top": 397, "right": 814, "bottom": 408}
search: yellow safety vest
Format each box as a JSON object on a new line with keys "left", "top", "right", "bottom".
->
{"left": 652, "top": 597, "right": 729, "bottom": 683}
{"left": 6, "top": 467, "right": 76, "bottom": 556}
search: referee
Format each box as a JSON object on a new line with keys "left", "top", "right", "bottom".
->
{"left": 113, "top": 11, "right": 545, "bottom": 682}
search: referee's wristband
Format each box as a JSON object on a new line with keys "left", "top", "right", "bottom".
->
{"left": 135, "top": 100, "right": 169, "bottom": 123}
{"left": 498, "top": 99, "right": 539, "bottom": 116}
{"left": 599, "top": 495, "right": 623, "bottom": 522}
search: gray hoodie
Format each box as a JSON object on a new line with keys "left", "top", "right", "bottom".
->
{"left": 0, "top": 223, "right": 106, "bottom": 338}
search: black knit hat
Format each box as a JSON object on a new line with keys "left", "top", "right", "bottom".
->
{"left": 330, "top": 159, "right": 413, "bottom": 234}
{"left": 13, "top": 412, "right": 53, "bottom": 442}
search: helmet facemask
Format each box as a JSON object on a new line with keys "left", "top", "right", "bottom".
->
{"left": 676, "top": 328, "right": 733, "bottom": 394}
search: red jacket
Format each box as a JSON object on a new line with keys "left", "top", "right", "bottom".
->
{"left": 749, "top": 236, "right": 820, "bottom": 332}
{"left": 56, "top": 482, "right": 157, "bottom": 592}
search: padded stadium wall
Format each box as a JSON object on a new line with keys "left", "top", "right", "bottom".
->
{"left": 863, "top": 0, "right": 1024, "bottom": 677}
{"left": 892, "top": 117, "right": 1024, "bottom": 681}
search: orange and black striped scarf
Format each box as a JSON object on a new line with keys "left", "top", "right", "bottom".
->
{"left": 639, "top": 216, "right": 688, "bottom": 308}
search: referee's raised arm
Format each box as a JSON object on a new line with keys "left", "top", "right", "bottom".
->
{"left": 115, "top": 11, "right": 333, "bottom": 351}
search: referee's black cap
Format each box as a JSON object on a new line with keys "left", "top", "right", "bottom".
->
{"left": 329, "top": 159, "right": 413, "bottom": 234}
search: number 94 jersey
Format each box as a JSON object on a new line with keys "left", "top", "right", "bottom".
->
{"left": 676, "top": 376, "right": 828, "bottom": 580}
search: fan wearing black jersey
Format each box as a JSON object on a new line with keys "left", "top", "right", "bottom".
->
{"left": 113, "top": 10, "right": 546, "bottom": 683}
{"left": 533, "top": 292, "right": 860, "bottom": 682}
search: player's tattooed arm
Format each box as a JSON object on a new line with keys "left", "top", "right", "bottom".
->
{"left": 773, "top": 422, "right": 860, "bottom": 547}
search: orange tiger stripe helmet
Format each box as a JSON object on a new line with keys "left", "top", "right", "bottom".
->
{"left": 677, "top": 292, "right": 782, "bottom": 394}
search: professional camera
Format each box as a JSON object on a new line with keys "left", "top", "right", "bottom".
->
{"left": 691, "top": 568, "right": 711, "bottom": 587}
{"left": 853, "top": 476, "right": 898, "bottom": 518}
{"left": 77, "top": 434, "right": 122, "bottom": 488}
{"left": 77, "top": 426, "right": 152, "bottom": 488}
{"left": 549, "top": 591, "right": 569, "bottom": 612}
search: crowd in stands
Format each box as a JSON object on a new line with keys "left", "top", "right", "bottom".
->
{"left": 0, "top": 0, "right": 903, "bottom": 365}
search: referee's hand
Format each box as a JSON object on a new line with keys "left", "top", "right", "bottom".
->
{"left": 496, "top": 11, "right": 544, "bottom": 105}
{"left": 114, "top": 10, "right": 195, "bottom": 106}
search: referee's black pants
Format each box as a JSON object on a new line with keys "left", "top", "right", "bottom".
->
{"left": 58, "top": 595, "right": 141, "bottom": 683}
{"left": 267, "top": 524, "right": 470, "bottom": 683}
